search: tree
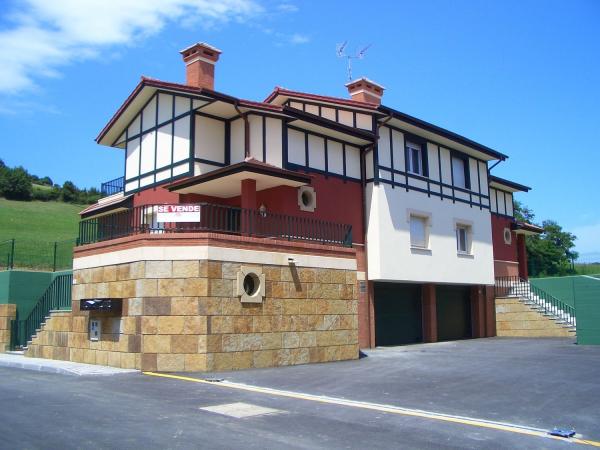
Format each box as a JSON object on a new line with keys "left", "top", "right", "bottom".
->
{"left": 39, "top": 176, "right": 53, "bottom": 186}
{"left": 0, "top": 167, "right": 32, "bottom": 200}
{"left": 514, "top": 202, "right": 578, "bottom": 277}
{"left": 61, "top": 181, "right": 78, "bottom": 203}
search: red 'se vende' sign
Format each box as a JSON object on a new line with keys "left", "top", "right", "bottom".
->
{"left": 156, "top": 204, "right": 201, "bottom": 222}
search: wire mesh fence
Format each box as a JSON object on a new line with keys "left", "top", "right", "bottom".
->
{"left": 0, "top": 238, "right": 76, "bottom": 271}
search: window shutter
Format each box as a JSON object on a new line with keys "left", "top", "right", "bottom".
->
{"left": 404, "top": 145, "right": 410, "bottom": 172}
{"left": 421, "top": 142, "right": 429, "bottom": 177}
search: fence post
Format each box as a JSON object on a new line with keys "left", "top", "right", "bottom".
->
{"left": 52, "top": 241, "right": 58, "bottom": 272}
{"left": 9, "top": 238, "right": 15, "bottom": 270}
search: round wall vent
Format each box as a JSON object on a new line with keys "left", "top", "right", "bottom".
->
{"left": 298, "top": 186, "right": 316, "bottom": 212}
{"left": 236, "top": 266, "right": 265, "bottom": 303}
{"left": 503, "top": 228, "right": 512, "bottom": 245}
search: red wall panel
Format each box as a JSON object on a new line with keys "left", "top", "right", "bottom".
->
{"left": 491, "top": 215, "right": 518, "bottom": 262}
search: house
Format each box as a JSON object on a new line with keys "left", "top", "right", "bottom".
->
{"left": 25, "top": 42, "right": 537, "bottom": 371}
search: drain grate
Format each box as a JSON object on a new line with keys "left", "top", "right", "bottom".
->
{"left": 200, "top": 402, "right": 281, "bottom": 418}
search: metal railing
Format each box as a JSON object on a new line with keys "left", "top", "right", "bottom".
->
{"left": 495, "top": 276, "right": 576, "bottom": 327}
{"left": 78, "top": 203, "right": 353, "bottom": 247}
{"left": 0, "top": 238, "right": 76, "bottom": 271}
{"left": 10, "top": 272, "right": 72, "bottom": 350}
{"left": 100, "top": 176, "right": 124, "bottom": 197}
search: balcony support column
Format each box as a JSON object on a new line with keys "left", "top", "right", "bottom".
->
{"left": 241, "top": 179, "right": 257, "bottom": 236}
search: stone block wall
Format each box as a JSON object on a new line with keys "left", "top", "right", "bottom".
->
{"left": 26, "top": 259, "right": 358, "bottom": 371}
{"left": 0, "top": 304, "right": 16, "bottom": 351}
{"left": 496, "top": 297, "right": 574, "bottom": 337}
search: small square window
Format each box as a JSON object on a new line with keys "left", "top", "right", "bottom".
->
{"left": 410, "top": 215, "right": 428, "bottom": 248}
{"left": 456, "top": 224, "right": 471, "bottom": 254}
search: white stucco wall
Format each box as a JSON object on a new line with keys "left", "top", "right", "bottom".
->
{"left": 366, "top": 183, "right": 495, "bottom": 285}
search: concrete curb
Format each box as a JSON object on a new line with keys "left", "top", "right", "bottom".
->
{"left": 0, "top": 353, "right": 138, "bottom": 376}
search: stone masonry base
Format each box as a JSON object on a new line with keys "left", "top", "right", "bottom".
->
{"left": 25, "top": 259, "right": 358, "bottom": 371}
{"left": 495, "top": 297, "right": 574, "bottom": 338}
{"left": 0, "top": 304, "right": 16, "bottom": 352}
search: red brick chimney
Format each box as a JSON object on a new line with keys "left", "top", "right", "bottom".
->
{"left": 180, "top": 42, "right": 222, "bottom": 90}
{"left": 345, "top": 77, "right": 385, "bottom": 105}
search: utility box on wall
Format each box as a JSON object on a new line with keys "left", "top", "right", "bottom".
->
{"left": 89, "top": 319, "right": 101, "bottom": 341}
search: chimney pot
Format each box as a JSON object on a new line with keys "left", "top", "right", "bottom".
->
{"left": 345, "top": 77, "right": 385, "bottom": 105}
{"left": 179, "top": 42, "right": 222, "bottom": 90}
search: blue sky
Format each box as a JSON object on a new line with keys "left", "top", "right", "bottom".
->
{"left": 0, "top": 0, "right": 598, "bottom": 260}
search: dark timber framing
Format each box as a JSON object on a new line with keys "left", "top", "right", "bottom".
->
{"left": 284, "top": 98, "right": 376, "bottom": 132}
{"left": 369, "top": 124, "right": 491, "bottom": 209}
{"left": 285, "top": 124, "right": 363, "bottom": 182}
{"left": 489, "top": 187, "right": 515, "bottom": 218}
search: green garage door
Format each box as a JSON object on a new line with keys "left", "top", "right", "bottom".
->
{"left": 436, "top": 285, "right": 472, "bottom": 341}
{"left": 374, "top": 283, "right": 423, "bottom": 346}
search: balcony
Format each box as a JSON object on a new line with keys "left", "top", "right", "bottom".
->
{"left": 78, "top": 203, "right": 353, "bottom": 248}
{"left": 100, "top": 176, "right": 124, "bottom": 197}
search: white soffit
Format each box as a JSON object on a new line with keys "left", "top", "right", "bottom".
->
{"left": 175, "top": 171, "right": 306, "bottom": 197}
{"left": 489, "top": 181, "right": 520, "bottom": 193}
{"left": 199, "top": 101, "right": 238, "bottom": 118}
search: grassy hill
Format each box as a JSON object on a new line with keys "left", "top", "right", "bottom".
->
{"left": 0, "top": 199, "right": 85, "bottom": 270}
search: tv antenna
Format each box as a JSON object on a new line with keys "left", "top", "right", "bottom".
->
{"left": 336, "top": 41, "right": 371, "bottom": 81}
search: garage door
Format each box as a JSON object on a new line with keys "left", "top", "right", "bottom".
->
{"left": 374, "top": 283, "right": 423, "bottom": 346}
{"left": 436, "top": 285, "right": 472, "bottom": 341}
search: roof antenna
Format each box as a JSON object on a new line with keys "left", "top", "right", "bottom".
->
{"left": 336, "top": 41, "right": 372, "bottom": 82}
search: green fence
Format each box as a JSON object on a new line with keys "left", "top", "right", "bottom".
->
{"left": 10, "top": 271, "right": 73, "bottom": 350}
{"left": 0, "top": 238, "right": 76, "bottom": 271}
{"left": 531, "top": 275, "right": 600, "bottom": 344}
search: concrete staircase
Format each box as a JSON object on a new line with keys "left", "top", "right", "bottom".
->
{"left": 24, "top": 309, "right": 73, "bottom": 360}
{"left": 496, "top": 298, "right": 576, "bottom": 337}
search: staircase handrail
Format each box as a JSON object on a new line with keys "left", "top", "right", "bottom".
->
{"left": 495, "top": 276, "right": 576, "bottom": 327}
{"left": 11, "top": 272, "right": 72, "bottom": 349}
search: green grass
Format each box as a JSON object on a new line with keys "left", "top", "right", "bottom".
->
{"left": 0, "top": 198, "right": 84, "bottom": 270}
{"left": 575, "top": 263, "right": 600, "bottom": 275}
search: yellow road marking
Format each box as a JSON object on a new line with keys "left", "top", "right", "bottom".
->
{"left": 143, "top": 371, "right": 600, "bottom": 447}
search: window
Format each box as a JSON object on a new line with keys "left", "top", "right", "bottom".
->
{"left": 406, "top": 142, "right": 422, "bottom": 175}
{"left": 410, "top": 215, "right": 428, "bottom": 248}
{"left": 456, "top": 224, "right": 471, "bottom": 254}
{"left": 451, "top": 155, "right": 470, "bottom": 189}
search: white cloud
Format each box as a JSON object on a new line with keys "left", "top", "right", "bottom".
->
{"left": 276, "top": 2, "right": 299, "bottom": 13}
{"left": 290, "top": 33, "right": 310, "bottom": 44}
{"left": 0, "top": 0, "right": 262, "bottom": 94}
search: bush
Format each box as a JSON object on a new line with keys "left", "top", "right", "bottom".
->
{"left": 0, "top": 167, "right": 32, "bottom": 200}
{"left": 32, "top": 185, "right": 60, "bottom": 201}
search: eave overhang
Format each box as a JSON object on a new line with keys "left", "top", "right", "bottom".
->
{"left": 79, "top": 194, "right": 133, "bottom": 219}
{"left": 167, "top": 158, "right": 311, "bottom": 198}
{"left": 512, "top": 221, "right": 544, "bottom": 235}
{"left": 489, "top": 175, "right": 531, "bottom": 193}
{"left": 283, "top": 106, "right": 375, "bottom": 146}
{"left": 378, "top": 105, "right": 508, "bottom": 162}
{"left": 96, "top": 77, "right": 286, "bottom": 148}
{"left": 265, "top": 87, "right": 382, "bottom": 114}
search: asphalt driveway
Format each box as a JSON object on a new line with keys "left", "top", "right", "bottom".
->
{"left": 192, "top": 337, "right": 600, "bottom": 438}
{"left": 1, "top": 337, "right": 599, "bottom": 449}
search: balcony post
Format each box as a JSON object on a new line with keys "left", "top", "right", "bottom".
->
{"left": 240, "top": 179, "right": 257, "bottom": 236}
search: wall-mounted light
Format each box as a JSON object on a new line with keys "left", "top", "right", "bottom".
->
{"left": 259, "top": 204, "right": 267, "bottom": 218}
